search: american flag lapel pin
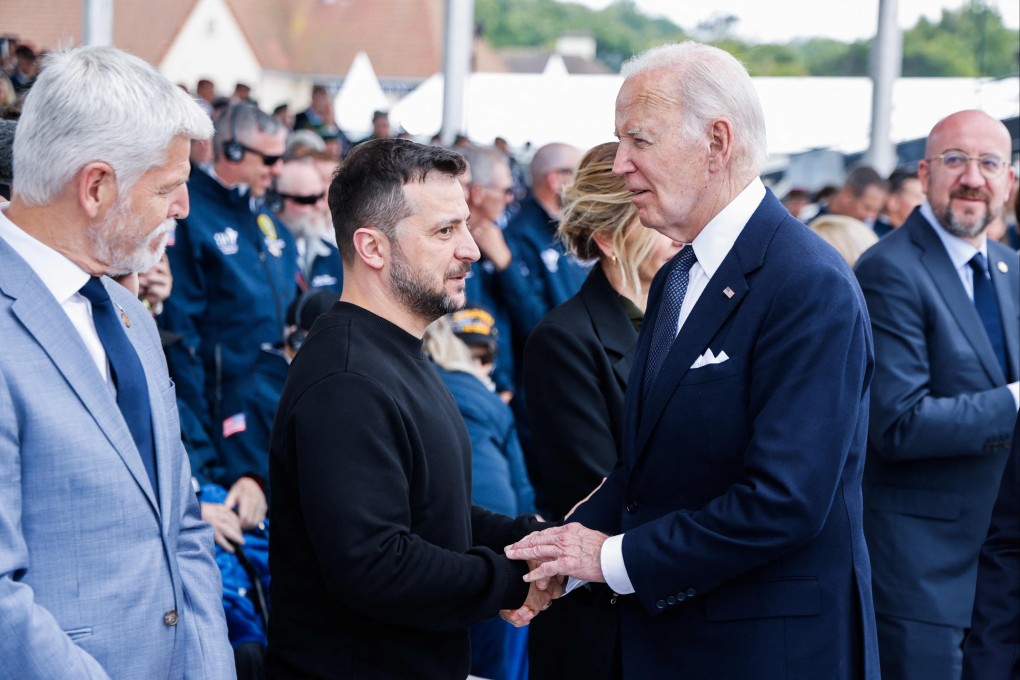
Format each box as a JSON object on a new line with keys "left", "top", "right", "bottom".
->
{"left": 723, "top": 286, "right": 735, "bottom": 299}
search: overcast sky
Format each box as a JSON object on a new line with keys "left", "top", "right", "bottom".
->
{"left": 568, "top": 0, "right": 1020, "bottom": 43}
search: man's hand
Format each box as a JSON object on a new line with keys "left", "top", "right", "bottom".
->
{"left": 505, "top": 523, "right": 609, "bottom": 583}
{"left": 499, "top": 561, "right": 565, "bottom": 627}
{"left": 469, "top": 219, "right": 512, "bottom": 271}
{"left": 224, "top": 477, "right": 267, "bottom": 530}
{"left": 201, "top": 501, "right": 244, "bottom": 553}
{"left": 137, "top": 255, "right": 173, "bottom": 315}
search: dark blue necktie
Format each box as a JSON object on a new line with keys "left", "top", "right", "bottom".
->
{"left": 969, "top": 253, "right": 1008, "bottom": 378}
{"left": 79, "top": 277, "right": 159, "bottom": 497}
{"left": 643, "top": 246, "right": 698, "bottom": 402}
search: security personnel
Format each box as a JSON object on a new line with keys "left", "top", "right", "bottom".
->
{"left": 162, "top": 103, "right": 297, "bottom": 521}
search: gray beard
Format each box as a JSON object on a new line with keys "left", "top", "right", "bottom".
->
{"left": 938, "top": 203, "right": 990, "bottom": 240}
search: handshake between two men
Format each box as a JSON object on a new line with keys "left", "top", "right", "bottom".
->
{"left": 500, "top": 523, "right": 610, "bottom": 626}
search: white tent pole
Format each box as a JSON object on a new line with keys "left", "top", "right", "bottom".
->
{"left": 442, "top": 0, "right": 474, "bottom": 145}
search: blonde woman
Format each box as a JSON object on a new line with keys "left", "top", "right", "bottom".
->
{"left": 523, "top": 141, "right": 680, "bottom": 680}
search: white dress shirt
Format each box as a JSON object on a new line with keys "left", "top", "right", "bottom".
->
{"left": 0, "top": 205, "right": 112, "bottom": 388}
{"left": 599, "top": 178, "right": 767, "bottom": 595}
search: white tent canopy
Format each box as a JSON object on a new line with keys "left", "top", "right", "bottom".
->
{"left": 390, "top": 72, "right": 1019, "bottom": 156}
{"left": 334, "top": 51, "right": 389, "bottom": 138}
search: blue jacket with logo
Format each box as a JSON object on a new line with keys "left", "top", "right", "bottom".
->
{"left": 505, "top": 194, "right": 590, "bottom": 335}
{"left": 162, "top": 167, "right": 298, "bottom": 482}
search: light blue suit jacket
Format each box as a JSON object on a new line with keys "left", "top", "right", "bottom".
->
{"left": 0, "top": 235, "right": 234, "bottom": 679}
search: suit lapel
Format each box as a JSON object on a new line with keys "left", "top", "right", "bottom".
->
{"left": 910, "top": 217, "right": 1004, "bottom": 384}
{"left": 632, "top": 190, "right": 780, "bottom": 459}
{"left": 581, "top": 268, "right": 638, "bottom": 387}
{"left": 0, "top": 239, "right": 160, "bottom": 514}
{"left": 987, "top": 247, "right": 1020, "bottom": 382}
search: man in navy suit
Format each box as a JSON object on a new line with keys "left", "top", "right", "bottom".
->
{"left": 507, "top": 41, "right": 879, "bottom": 679}
{"left": 855, "top": 110, "right": 1019, "bottom": 680}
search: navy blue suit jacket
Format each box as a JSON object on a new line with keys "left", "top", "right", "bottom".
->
{"left": 963, "top": 413, "right": 1020, "bottom": 680}
{"left": 571, "top": 189, "right": 879, "bottom": 679}
{"left": 855, "top": 209, "right": 1019, "bottom": 629}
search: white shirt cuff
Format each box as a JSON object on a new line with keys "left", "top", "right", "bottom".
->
{"left": 1008, "top": 382, "right": 1019, "bottom": 411}
{"left": 600, "top": 533, "right": 635, "bottom": 595}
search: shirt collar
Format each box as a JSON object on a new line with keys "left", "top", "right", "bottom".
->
{"left": 920, "top": 200, "right": 986, "bottom": 270}
{"left": 690, "top": 177, "right": 766, "bottom": 279}
{"left": 0, "top": 203, "right": 90, "bottom": 304}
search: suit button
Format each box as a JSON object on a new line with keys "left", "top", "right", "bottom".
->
{"left": 677, "top": 592, "right": 687, "bottom": 602}
{"left": 656, "top": 599, "right": 666, "bottom": 609}
{"left": 163, "top": 610, "right": 179, "bottom": 626}
{"left": 666, "top": 596, "right": 676, "bottom": 606}
{"left": 686, "top": 588, "right": 697, "bottom": 598}
{"left": 626, "top": 502, "right": 638, "bottom": 513}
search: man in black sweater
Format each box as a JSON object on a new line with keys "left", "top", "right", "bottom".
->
{"left": 265, "top": 139, "right": 555, "bottom": 679}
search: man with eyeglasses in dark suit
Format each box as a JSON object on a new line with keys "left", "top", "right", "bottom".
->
{"left": 855, "top": 109, "right": 1019, "bottom": 680}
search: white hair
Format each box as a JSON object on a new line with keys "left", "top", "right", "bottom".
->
{"left": 13, "top": 45, "right": 212, "bottom": 206}
{"left": 621, "top": 42, "right": 767, "bottom": 176}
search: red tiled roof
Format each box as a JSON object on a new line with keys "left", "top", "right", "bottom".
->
{"left": 0, "top": 0, "right": 198, "bottom": 65}
{"left": 1, "top": 0, "right": 496, "bottom": 80}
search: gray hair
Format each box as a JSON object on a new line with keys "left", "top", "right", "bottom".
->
{"left": 621, "top": 42, "right": 767, "bottom": 176}
{"left": 458, "top": 144, "right": 507, "bottom": 188}
{"left": 13, "top": 46, "right": 212, "bottom": 206}
{"left": 213, "top": 103, "right": 284, "bottom": 161}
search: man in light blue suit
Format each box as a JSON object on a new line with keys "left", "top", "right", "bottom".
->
{"left": 0, "top": 46, "right": 234, "bottom": 678}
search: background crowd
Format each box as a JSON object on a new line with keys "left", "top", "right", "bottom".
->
{"left": 1, "top": 35, "right": 1018, "bottom": 680}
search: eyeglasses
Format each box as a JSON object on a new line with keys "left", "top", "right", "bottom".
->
{"left": 487, "top": 186, "right": 515, "bottom": 198}
{"left": 926, "top": 151, "right": 1008, "bottom": 179}
{"left": 238, "top": 143, "right": 283, "bottom": 166}
{"left": 279, "top": 191, "right": 325, "bottom": 205}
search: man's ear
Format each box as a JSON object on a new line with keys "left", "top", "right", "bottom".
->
{"left": 707, "top": 118, "right": 734, "bottom": 172}
{"left": 78, "top": 161, "right": 118, "bottom": 219}
{"left": 352, "top": 227, "right": 389, "bottom": 270}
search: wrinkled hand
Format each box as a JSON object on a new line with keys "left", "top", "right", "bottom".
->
{"left": 201, "top": 501, "right": 244, "bottom": 553}
{"left": 505, "top": 523, "right": 609, "bottom": 584}
{"left": 499, "top": 560, "right": 564, "bottom": 626}
{"left": 224, "top": 477, "right": 267, "bottom": 530}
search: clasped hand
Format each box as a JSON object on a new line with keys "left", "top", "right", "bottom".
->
{"left": 498, "top": 523, "right": 610, "bottom": 626}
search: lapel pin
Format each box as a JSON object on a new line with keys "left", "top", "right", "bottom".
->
{"left": 116, "top": 304, "right": 131, "bottom": 328}
{"left": 997, "top": 261, "right": 1008, "bottom": 274}
{"left": 723, "top": 286, "right": 734, "bottom": 299}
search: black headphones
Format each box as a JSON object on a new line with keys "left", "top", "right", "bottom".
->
{"left": 221, "top": 104, "right": 246, "bottom": 163}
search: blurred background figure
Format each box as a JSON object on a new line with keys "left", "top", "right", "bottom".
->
{"left": 810, "top": 165, "right": 889, "bottom": 228}
{"left": 274, "top": 158, "right": 343, "bottom": 294}
{"left": 874, "top": 169, "right": 924, "bottom": 237}
{"left": 523, "top": 141, "right": 681, "bottom": 680}
{"left": 811, "top": 213, "right": 880, "bottom": 267}
{"left": 781, "top": 187, "right": 811, "bottom": 220}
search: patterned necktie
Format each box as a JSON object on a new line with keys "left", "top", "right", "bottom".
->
{"left": 643, "top": 246, "right": 698, "bottom": 402}
{"left": 79, "top": 277, "right": 159, "bottom": 497}
{"left": 969, "top": 253, "right": 1008, "bottom": 378}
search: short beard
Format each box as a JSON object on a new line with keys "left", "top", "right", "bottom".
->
{"left": 389, "top": 243, "right": 469, "bottom": 322}
{"left": 87, "top": 199, "right": 174, "bottom": 277}
{"left": 937, "top": 194, "right": 991, "bottom": 240}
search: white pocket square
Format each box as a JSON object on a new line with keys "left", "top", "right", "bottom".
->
{"left": 691, "top": 349, "right": 729, "bottom": 369}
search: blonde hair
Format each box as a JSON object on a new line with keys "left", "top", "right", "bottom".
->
{"left": 558, "top": 142, "right": 660, "bottom": 299}
{"left": 810, "top": 214, "right": 879, "bottom": 267}
{"left": 422, "top": 316, "right": 494, "bottom": 390}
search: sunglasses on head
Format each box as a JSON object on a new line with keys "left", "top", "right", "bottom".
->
{"left": 279, "top": 191, "right": 325, "bottom": 205}
{"left": 238, "top": 143, "right": 283, "bottom": 166}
